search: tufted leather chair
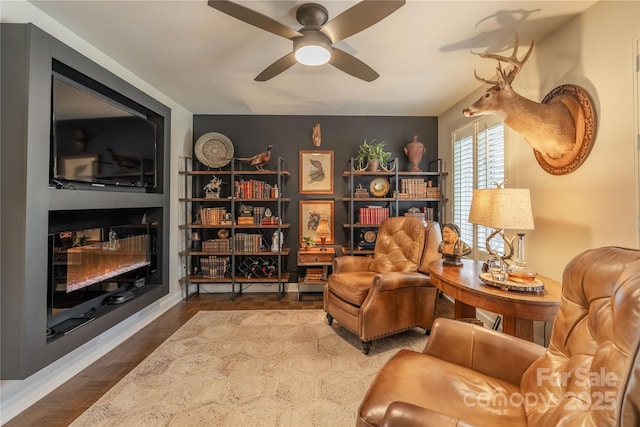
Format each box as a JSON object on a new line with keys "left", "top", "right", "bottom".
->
{"left": 324, "top": 217, "right": 442, "bottom": 354}
{"left": 357, "top": 246, "right": 640, "bottom": 426}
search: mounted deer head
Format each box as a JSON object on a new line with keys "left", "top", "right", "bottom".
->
{"left": 463, "top": 34, "right": 577, "bottom": 160}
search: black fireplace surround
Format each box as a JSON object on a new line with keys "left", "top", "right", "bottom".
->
{"left": 1, "top": 23, "right": 171, "bottom": 379}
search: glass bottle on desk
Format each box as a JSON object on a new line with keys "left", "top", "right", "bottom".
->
{"left": 507, "top": 233, "right": 537, "bottom": 283}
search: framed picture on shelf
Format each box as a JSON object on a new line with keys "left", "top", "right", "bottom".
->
{"left": 299, "top": 150, "right": 334, "bottom": 194}
{"left": 299, "top": 200, "right": 334, "bottom": 244}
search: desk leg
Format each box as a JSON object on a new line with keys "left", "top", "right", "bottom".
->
{"left": 502, "top": 316, "right": 534, "bottom": 341}
{"left": 454, "top": 301, "right": 476, "bottom": 319}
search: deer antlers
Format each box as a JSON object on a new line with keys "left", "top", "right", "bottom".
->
{"left": 473, "top": 33, "right": 535, "bottom": 86}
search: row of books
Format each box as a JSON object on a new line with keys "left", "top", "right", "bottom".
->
{"left": 235, "top": 216, "right": 281, "bottom": 225}
{"left": 237, "top": 216, "right": 256, "bottom": 225}
{"left": 359, "top": 206, "right": 390, "bottom": 225}
{"left": 399, "top": 179, "right": 441, "bottom": 199}
{"left": 234, "top": 179, "right": 276, "bottom": 199}
{"left": 202, "top": 239, "right": 231, "bottom": 252}
{"left": 233, "top": 233, "right": 263, "bottom": 252}
{"left": 200, "top": 207, "right": 228, "bottom": 225}
{"left": 303, "top": 267, "right": 326, "bottom": 281}
{"left": 199, "top": 256, "right": 229, "bottom": 279}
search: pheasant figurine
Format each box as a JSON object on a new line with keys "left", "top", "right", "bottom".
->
{"left": 107, "top": 148, "right": 140, "bottom": 169}
{"left": 237, "top": 145, "right": 272, "bottom": 170}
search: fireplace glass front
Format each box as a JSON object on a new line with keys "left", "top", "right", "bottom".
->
{"left": 48, "top": 221, "right": 156, "bottom": 330}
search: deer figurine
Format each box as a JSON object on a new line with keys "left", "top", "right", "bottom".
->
{"left": 463, "top": 34, "right": 577, "bottom": 160}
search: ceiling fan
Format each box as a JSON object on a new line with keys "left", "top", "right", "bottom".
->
{"left": 207, "top": 0, "right": 406, "bottom": 82}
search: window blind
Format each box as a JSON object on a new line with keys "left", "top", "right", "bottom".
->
{"left": 453, "top": 120, "right": 505, "bottom": 257}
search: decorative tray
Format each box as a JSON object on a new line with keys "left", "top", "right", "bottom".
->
{"left": 194, "top": 132, "right": 234, "bottom": 168}
{"left": 479, "top": 273, "right": 545, "bottom": 293}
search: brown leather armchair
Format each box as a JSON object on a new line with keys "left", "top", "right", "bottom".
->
{"left": 357, "top": 246, "right": 640, "bottom": 426}
{"left": 324, "top": 217, "right": 442, "bottom": 354}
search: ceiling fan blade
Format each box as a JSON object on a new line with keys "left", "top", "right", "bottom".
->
{"left": 329, "top": 48, "right": 379, "bottom": 82}
{"left": 322, "top": 0, "right": 406, "bottom": 42}
{"left": 255, "top": 52, "right": 297, "bottom": 82}
{"left": 207, "top": 0, "right": 302, "bottom": 40}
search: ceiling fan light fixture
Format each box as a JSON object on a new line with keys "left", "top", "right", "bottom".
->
{"left": 294, "top": 39, "right": 332, "bottom": 66}
{"left": 208, "top": 0, "right": 404, "bottom": 80}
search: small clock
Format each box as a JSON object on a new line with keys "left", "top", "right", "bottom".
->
{"left": 217, "top": 228, "right": 230, "bottom": 239}
{"left": 358, "top": 229, "right": 377, "bottom": 249}
{"left": 364, "top": 230, "right": 377, "bottom": 243}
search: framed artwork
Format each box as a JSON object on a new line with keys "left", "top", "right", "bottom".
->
{"left": 299, "top": 200, "right": 334, "bottom": 244}
{"left": 61, "top": 155, "right": 98, "bottom": 180}
{"left": 299, "top": 150, "right": 334, "bottom": 194}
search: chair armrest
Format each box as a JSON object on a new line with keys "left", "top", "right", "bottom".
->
{"left": 424, "top": 318, "right": 546, "bottom": 385}
{"left": 381, "top": 401, "right": 476, "bottom": 427}
{"left": 373, "top": 271, "right": 432, "bottom": 292}
{"left": 333, "top": 255, "right": 372, "bottom": 273}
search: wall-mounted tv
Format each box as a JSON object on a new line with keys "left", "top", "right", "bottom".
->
{"left": 50, "top": 59, "right": 162, "bottom": 192}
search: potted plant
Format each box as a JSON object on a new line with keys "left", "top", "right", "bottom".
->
{"left": 302, "top": 236, "right": 316, "bottom": 251}
{"left": 355, "top": 139, "right": 393, "bottom": 172}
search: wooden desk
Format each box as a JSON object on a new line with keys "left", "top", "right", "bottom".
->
{"left": 428, "top": 259, "right": 561, "bottom": 341}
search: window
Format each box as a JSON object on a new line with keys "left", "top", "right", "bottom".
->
{"left": 452, "top": 118, "right": 505, "bottom": 258}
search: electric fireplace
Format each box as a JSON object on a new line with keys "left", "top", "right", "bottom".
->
{"left": 47, "top": 209, "right": 159, "bottom": 337}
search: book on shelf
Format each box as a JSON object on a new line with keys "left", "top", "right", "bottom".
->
{"left": 199, "top": 256, "right": 228, "bottom": 279}
{"left": 398, "top": 178, "right": 441, "bottom": 199}
{"left": 234, "top": 178, "right": 274, "bottom": 199}
{"left": 199, "top": 207, "right": 227, "bottom": 225}
{"left": 234, "top": 233, "right": 263, "bottom": 252}
{"left": 358, "top": 206, "right": 390, "bottom": 225}
{"left": 303, "top": 267, "right": 326, "bottom": 281}
{"left": 202, "top": 239, "right": 231, "bottom": 251}
{"left": 237, "top": 216, "right": 255, "bottom": 225}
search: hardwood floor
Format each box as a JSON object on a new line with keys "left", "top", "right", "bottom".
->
{"left": 6, "top": 291, "right": 452, "bottom": 427}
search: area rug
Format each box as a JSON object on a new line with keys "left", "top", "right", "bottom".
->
{"left": 70, "top": 310, "right": 428, "bottom": 427}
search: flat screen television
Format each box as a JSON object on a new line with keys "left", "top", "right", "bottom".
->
{"left": 50, "top": 59, "right": 162, "bottom": 192}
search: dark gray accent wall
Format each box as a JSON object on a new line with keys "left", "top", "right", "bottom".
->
{"left": 193, "top": 115, "right": 439, "bottom": 274}
{"left": 1, "top": 23, "right": 171, "bottom": 379}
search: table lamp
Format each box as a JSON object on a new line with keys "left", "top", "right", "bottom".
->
{"left": 468, "top": 188, "right": 534, "bottom": 263}
{"left": 316, "top": 215, "right": 330, "bottom": 251}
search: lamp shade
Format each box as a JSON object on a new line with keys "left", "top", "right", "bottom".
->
{"left": 468, "top": 188, "right": 534, "bottom": 230}
{"left": 316, "top": 215, "right": 330, "bottom": 237}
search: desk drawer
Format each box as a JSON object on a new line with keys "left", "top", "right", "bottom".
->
{"left": 299, "top": 253, "right": 334, "bottom": 263}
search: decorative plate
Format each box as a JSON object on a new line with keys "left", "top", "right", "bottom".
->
{"left": 194, "top": 132, "right": 234, "bottom": 168}
{"left": 217, "top": 229, "right": 229, "bottom": 239}
{"left": 369, "top": 177, "right": 390, "bottom": 197}
{"left": 479, "top": 273, "right": 545, "bottom": 293}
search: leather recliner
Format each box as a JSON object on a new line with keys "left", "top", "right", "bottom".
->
{"left": 357, "top": 246, "right": 640, "bottom": 426}
{"left": 324, "top": 217, "right": 442, "bottom": 354}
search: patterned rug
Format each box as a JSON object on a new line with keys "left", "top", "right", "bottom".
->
{"left": 70, "top": 310, "right": 428, "bottom": 427}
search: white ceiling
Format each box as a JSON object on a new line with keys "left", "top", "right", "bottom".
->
{"left": 30, "top": 0, "right": 596, "bottom": 116}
